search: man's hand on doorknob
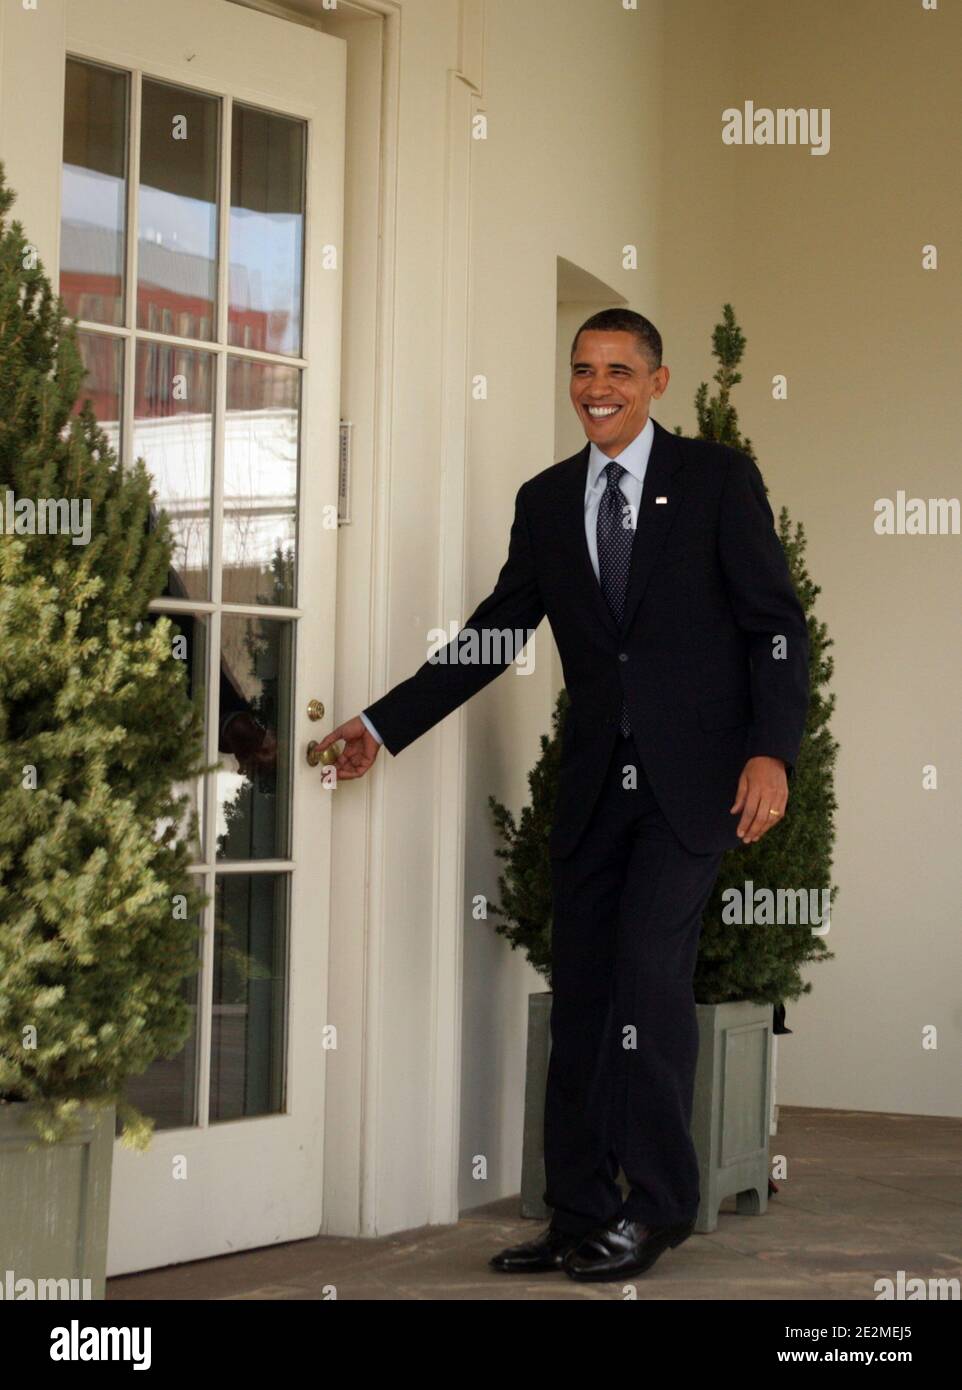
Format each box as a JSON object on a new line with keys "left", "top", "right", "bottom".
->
{"left": 315, "top": 716, "right": 381, "bottom": 779}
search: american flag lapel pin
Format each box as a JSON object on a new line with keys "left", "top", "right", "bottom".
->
{"left": 655, "top": 495, "right": 668, "bottom": 505}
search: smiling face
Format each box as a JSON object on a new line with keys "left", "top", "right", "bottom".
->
{"left": 570, "top": 330, "right": 670, "bottom": 457}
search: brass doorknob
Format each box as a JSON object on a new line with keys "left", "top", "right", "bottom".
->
{"left": 307, "top": 699, "right": 325, "bottom": 722}
{"left": 307, "top": 739, "right": 341, "bottom": 768}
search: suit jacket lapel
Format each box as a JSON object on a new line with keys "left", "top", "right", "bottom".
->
{"left": 620, "top": 419, "right": 685, "bottom": 635}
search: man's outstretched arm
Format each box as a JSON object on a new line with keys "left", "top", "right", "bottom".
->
{"left": 316, "top": 484, "right": 545, "bottom": 779}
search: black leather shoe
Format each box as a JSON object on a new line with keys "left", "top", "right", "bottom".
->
{"left": 489, "top": 1225, "right": 582, "bottom": 1273}
{"left": 563, "top": 1215, "right": 695, "bottom": 1281}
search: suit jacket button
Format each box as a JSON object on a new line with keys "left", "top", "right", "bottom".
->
{"left": 618, "top": 652, "right": 629, "bottom": 662}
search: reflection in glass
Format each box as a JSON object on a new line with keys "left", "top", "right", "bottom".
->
{"left": 72, "top": 331, "right": 123, "bottom": 457}
{"left": 229, "top": 105, "right": 306, "bottom": 357}
{"left": 118, "top": 876, "right": 203, "bottom": 1132}
{"left": 61, "top": 58, "right": 129, "bottom": 327}
{"left": 223, "top": 359, "right": 299, "bottom": 606}
{"left": 216, "top": 616, "right": 292, "bottom": 861}
{"left": 138, "top": 80, "right": 219, "bottom": 341}
{"left": 148, "top": 611, "right": 207, "bottom": 854}
{"left": 210, "top": 873, "right": 288, "bottom": 1121}
{"left": 135, "top": 342, "right": 213, "bottom": 600}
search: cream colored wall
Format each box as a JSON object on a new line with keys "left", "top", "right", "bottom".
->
{"left": 661, "top": 0, "right": 962, "bottom": 1117}
{"left": 0, "top": 0, "right": 66, "bottom": 266}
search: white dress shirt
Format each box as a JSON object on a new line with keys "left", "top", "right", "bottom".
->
{"left": 360, "top": 416, "right": 656, "bottom": 746}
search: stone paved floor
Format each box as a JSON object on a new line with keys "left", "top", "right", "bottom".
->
{"left": 107, "top": 1107, "right": 962, "bottom": 1301}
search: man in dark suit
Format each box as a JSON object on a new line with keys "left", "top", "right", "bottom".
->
{"left": 317, "top": 309, "right": 809, "bottom": 1281}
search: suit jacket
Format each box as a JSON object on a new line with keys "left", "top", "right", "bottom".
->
{"left": 363, "top": 417, "right": 810, "bottom": 858}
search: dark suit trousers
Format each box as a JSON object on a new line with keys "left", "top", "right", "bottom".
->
{"left": 544, "top": 731, "right": 725, "bottom": 1234}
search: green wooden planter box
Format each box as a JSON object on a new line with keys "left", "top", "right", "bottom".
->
{"left": 691, "top": 999, "right": 772, "bottom": 1232}
{"left": 0, "top": 1101, "right": 115, "bottom": 1300}
{"left": 520, "top": 994, "right": 772, "bottom": 1233}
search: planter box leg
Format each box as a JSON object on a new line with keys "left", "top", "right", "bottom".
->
{"left": 520, "top": 992, "right": 551, "bottom": 1220}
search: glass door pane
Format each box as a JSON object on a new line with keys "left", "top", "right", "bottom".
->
{"left": 138, "top": 79, "right": 219, "bottom": 340}
{"left": 216, "top": 615, "right": 293, "bottom": 862}
{"left": 223, "top": 358, "right": 300, "bottom": 607}
{"left": 61, "top": 58, "right": 129, "bottom": 327}
{"left": 229, "top": 104, "right": 306, "bottom": 356}
{"left": 71, "top": 330, "right": 124, "bottom": 454}
{"left": 121, "top": 881, "right": 204, "bottom": 1131}
{"left": 210, "top": 874, "right": 289, "bottom": 1121}
{"left": 134, "top": 341, "right": 214, "bottom": 600}
{"left": 155, "top": 610, "right": 208, "bottom": 854}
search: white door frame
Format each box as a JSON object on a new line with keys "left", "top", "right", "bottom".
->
{"left": 314, "top": 0, "right": 481, "bottom": 1236}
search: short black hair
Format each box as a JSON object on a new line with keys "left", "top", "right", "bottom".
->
{"left": 571, "top": 308, "right": 663, "bottom": 371}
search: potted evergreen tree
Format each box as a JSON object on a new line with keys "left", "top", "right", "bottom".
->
{"left": 0, "top": 166, "right": 206, "bottom": 1296}
{"left": 488, "top": 305, "right": 837, "bottom": 1231}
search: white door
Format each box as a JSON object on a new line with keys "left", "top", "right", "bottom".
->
{"left": 58, "top": 0, "right": 346, "bottom": 1273}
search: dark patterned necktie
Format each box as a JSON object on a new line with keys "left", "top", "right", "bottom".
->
{"left": 596, "top": 460, "right": 634, "bottom": 737}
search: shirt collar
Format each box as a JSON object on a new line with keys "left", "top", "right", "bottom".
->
{"left": 587, "top": 414, "right": 655, "bottom": 490}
